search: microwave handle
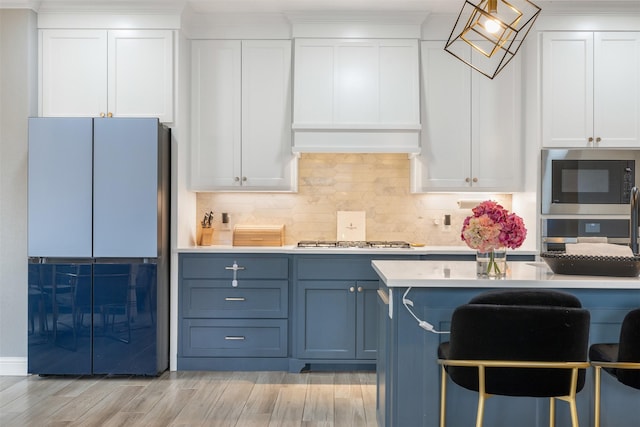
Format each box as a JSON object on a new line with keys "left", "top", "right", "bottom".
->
{"left": 542, "top": 237, "right": 578, "bottom": 244}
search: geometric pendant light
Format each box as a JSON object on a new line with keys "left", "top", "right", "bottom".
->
{"left": 444, "top": 0, "right": 541, "bottom": 79}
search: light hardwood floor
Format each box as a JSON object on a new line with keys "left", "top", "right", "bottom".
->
{"left": 0, "top": 370, "right": 377, "bottom": 427}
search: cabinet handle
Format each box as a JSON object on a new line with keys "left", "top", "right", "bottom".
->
{"left": 225, "top": 262, "right": 245, "bottom": 271}
{"left": 465, "top": 177, "right": 470, "bottom": 183}
{"left": 242, "top": 176, "right": 247, "bottom": 182}
{"left": 234, "top": 177, "right": 240, "bottom": 182}
{"left": 224, "top": 297, "right": 246, "bottom": 301}
{"left": 225, "top": 262, "right": 245, "bottom": 287}
{"left": 596, "top": 137, "right": 602, "bottom": 143}
{"left": 588, "top": 137, "right": 594, "bottom": 142}
{"left": 224, "top": 336, "right": 245, "bottom": 341}
{"left": 472, "top": 177, "right": 478, "bottom": 183}
{"left": 357, "top": 286, "right": 363, "bottom": 292}
{"left": 349, "top": 286, "right": 355, "bottom": 293}
{"left": 100, "top": 112, "right": 105, "bottom": 118}
{"left": 107, "top": 112, "right": 113, "bottom": 118}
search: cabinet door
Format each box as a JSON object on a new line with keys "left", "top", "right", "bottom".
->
{"left": 108, "top": 30, "right": 174, "bottom": 122}
{"left": 356, "top": 280, "right": 378, "bottom": 359}
{"left": 472, "top": 57, "right": 522, "bottom": 190}
{"left": 542, "top": 32, "right": 594, "bottom": 147}
{"left": 412, "top": 41, "right": 471, "bottom": 190}
{"left": 40, "top": 29, "right": 107, "bottom": 117}
{"left": 241, "top": 40, "right": 294, "bottom": 189}
{"left": 190, "top": 40, "right": 242, "bottom": 189}
{"left": 594, "top": 32, "right": 640, "bottom": 147}
{"left": 296, "top": 280, "right": 356, "bottom": 359}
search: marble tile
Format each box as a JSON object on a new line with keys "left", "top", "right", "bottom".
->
{"left": 197, "top": 154, "right": 512, "bottom": 246}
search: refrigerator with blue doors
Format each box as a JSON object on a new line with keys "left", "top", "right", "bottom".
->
{"left": 27, "top": 117, "right": 169, "bottom": 375}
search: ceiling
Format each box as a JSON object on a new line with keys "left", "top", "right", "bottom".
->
{"left": 1, "top": 0, "right": 639, "bottom": 14}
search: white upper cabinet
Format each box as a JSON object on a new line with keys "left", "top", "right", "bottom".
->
{"left": 542, "top": 32, "right": 640, "bottom": 148}
{"left": 411, "top": 42, "right": 521, "bottom": 192}
{"left": 292, "top": 38, "right": 420, "bottom": 153}
{"left": 41, "top": 30, "right": 108, "bottom": 118}
{"left": 190, "top": 40, "right": 296, "bottom": 191}
{"left": 40, "top": 29, "right": 174, "bottom": 122}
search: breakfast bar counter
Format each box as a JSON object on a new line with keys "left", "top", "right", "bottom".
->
{"left": 371, "top": 260, "right": 640, "bottom": 427}
{"left": 372, "top": 259, "right": 640, "bottom": 289}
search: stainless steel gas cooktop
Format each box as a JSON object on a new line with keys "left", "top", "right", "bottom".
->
{"left": 297, "top": 240, "right": 411, "bottom": 249}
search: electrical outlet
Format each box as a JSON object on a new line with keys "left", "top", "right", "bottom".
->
{"left": 443, "top": 214, "right": 451, "bottom": 232}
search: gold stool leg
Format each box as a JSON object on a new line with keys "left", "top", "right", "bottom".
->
{"left": 549, "top": 397, "right": 556, "bottom": 427}
{"left": 440, "top": 365, "right": 447, "bottom": 427}
{"left": 594, "top": 366, "right": 601, "bottom": 427}
{"left": 476, "top": 366, "right": 486, "bottom": 427}
{"left": 568, "top": 396, "right": 579, "bottom": 427}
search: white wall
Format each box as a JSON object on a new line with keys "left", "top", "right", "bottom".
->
{"left": 0, "top": 8, "right": 37, "bottom": 375}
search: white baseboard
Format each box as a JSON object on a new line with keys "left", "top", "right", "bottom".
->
{"left": 0, "top": 357, "right": 28, "bottom": 376}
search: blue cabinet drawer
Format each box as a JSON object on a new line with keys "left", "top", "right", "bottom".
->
{"left": 296, "top": 255, "right": 419, "bottom": 280}
{"left": 181, "top": 319, "right": 287, "bottom": 357}
{"left": 182, "top": 279, "right": 288, "bottom": 318}
{"left": 180, "top": 254, "right": 289, "bottom": 280}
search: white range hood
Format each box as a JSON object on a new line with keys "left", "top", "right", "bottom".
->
{"left": 292, "top": 38, "right": 421, "bottom": 153}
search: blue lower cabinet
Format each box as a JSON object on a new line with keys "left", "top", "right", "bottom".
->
{"left": 292, "top": 255, "right": 419, "bottom": 370}
{"left": 295, "top": 280, "right": 376, "bottom": 360}
{"left": 178, "top": 253, "right": 290, "bottom": 371}
{"left": 178, "top": 252, "right": 421, "bottom": 371}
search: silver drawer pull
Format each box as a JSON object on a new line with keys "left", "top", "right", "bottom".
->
{"left": 224, "top": 336, "right": 245, "bottom": 341}
{"left": 224, "top": 297, "right": 246, "bottom": 301}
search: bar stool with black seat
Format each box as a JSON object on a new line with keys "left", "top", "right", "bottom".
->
{"left": 437, "top": 289, "right": 591, "bottom": 427}
{"left": 589, "top": 307, "right": 640, "bottom": 427}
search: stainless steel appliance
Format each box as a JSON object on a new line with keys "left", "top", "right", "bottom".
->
{"left": 27, "top": 117, "right": 170, "bottom": 376}
{"left": 541, "top": 218, "right": 630, "bottom": 252}
{"left": 297, "top": 241, "right": 411, "bottom": 248}
{"left": 541, "top": 149, "right": 640, "bottom": 215}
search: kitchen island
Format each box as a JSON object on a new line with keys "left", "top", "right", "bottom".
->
{"left": 372, "top": 260, "right": 640, "bottom": 427}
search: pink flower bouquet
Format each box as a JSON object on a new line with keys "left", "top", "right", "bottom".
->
{"left": 461, "top": 201, "right": 527, "bottom": 276}
{"left": 461, "top": 200, "right": 527, "bottom": 251}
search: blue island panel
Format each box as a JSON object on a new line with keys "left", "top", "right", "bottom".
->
{"left": 379, "top": 285, "right": 640, "bottom": 427}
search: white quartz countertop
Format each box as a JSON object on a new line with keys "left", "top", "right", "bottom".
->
{"left": 176, "top": 245, "right": 537, "bottom": 256}
{"left": 371, "top": 260, "right": 640, "bottom": 289}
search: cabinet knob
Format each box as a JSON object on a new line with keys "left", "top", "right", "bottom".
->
{"left": 234, "top": 177, "right": 240, "bottom": 182}
{"left": 588, "top": 137, "right": 594, "bottom": 142}
{"left": 357, "top": 286, "right": 363, "bottom": 293}
{"left": 242, "top": 176, "right": 247, "bottom": 182}
{"left": 472, "top": 177, "right": 478, "bottom": 183}
{"left": 596, "top": 137, "right": 602, "bottom": 143}
{"left": 465, "top": 177, "right": 470, "bottom": 183}
{"left": 349, "top": 286, "right": 355, "bottom": 293}
{"left": 100, "top": 112, "right": 105, "bottom": 118}
{"left": 107, "top": 112, "right": 113, "bottom": 118}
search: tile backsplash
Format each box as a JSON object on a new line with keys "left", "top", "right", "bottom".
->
{"left": 196, "top": 153, "right": 512, "bottom": 246}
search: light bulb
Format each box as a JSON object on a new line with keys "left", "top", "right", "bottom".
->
{"left": 484, "top": 18, "right": 501, "bottom": 34}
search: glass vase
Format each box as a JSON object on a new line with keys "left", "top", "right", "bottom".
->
{"left": 476, "top": 249, "right": 507, "bottom": 278}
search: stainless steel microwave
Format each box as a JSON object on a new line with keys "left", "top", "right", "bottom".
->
{"left": 542, "top": 149, "right": 640, "bottom": 215}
